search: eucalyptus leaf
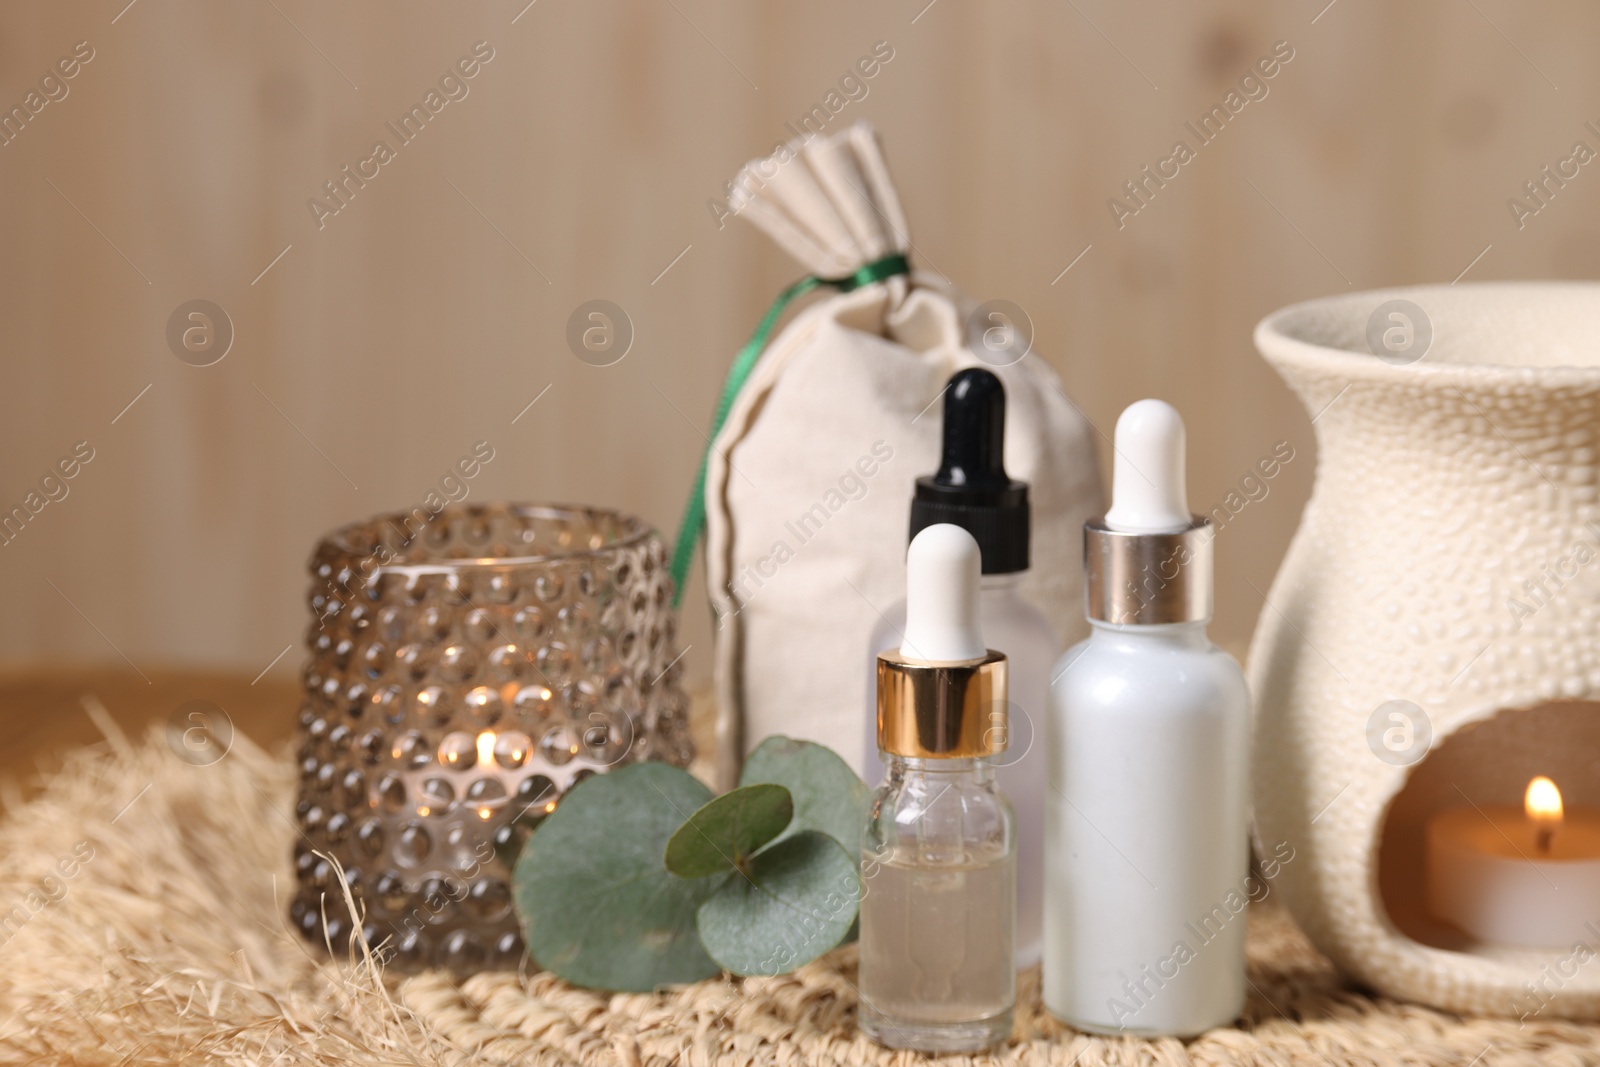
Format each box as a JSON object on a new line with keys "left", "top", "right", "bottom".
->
{"left": 664, "top": 783, "right": 793, "bottom": 878}
{"left": 513, "top": 762, "right": 721, "bottom": 992}
{"left": 695, "top": 830, "right": 861, "bottom": 977}
{"left": 739, "top": 735, "right": 871, "bottom": 858}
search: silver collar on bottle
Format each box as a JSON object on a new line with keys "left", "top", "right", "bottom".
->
{"left": 1083, "top": 516, "right": 1214, "bottom": 625}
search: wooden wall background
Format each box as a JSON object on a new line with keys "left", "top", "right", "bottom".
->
{"left": 1, "top": 0, "right": 1596, "bottom": 699}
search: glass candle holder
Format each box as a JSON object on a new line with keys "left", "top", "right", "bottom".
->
{"left": 288, "top": 503, "right": 694, "bottom": 973}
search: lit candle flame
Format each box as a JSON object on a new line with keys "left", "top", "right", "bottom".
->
{"left": 1526, "top": 775, "right": 1563, "bottom": 852}
{"left": 477, "top": 731, "right": 497, "bottom": 767}
{"left": 1526, "top": 776, "right": 1563, "bottom": 822}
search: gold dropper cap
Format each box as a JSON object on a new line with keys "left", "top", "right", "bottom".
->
{"left": 876, "top": 649, "right": 1008, "bottom": 759}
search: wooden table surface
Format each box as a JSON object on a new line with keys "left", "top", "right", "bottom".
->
{"left": 0, "top": 667, "right": 301, "bottom": 804}
{"left": 0, "top": 667, "right": 721, "bottom": 806}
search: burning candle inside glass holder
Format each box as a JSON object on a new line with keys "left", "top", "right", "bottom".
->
{"left": 289, "top": 504, "right": 694, "bottom": 973}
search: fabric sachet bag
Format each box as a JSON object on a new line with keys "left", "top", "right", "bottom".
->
{"left": 674, "top": 121, "right": 1103, "bottom": 788}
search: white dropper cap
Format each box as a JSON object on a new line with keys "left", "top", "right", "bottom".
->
{"left": 1104, "top": 399, "right": 1191, "bottom": 534}
{"left": 900, "top": 523, "right": 986, "bottom": 662}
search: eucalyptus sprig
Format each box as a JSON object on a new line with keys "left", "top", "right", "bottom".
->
{"left": 512, "top": 736, "right": 870, "bottom": 992}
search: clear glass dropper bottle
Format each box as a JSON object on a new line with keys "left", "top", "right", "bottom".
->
{"left": 859, "top": 523, "right": 1016, "bottom": 1053}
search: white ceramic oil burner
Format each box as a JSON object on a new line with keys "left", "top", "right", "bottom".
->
{"left": 1251, "top": 283, "right": 1600, "bottom": 1019}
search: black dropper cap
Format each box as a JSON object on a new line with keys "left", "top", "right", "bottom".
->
{"left": 909, "top": 368, "right": 1030, "bottom": 574}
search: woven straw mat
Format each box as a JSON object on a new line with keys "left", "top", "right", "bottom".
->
{"left": 1, "top": 725, "right": 1597, "bottom": 1066}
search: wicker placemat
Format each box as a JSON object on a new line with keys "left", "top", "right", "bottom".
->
{"left": 1, "top": 721, "right": 1597, "bottom": 1066}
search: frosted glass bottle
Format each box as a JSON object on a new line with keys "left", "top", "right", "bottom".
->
{"left": 863, "top": 573, "right": 1057, "bottom": 969}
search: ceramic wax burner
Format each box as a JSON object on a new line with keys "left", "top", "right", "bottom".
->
{"left": 1251, "top": 283, "right": 1600, "bottom": 1019}
{"left": 290, "top": 503, "right": 694, "bottom": 972}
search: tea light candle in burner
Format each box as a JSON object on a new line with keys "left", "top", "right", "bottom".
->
{"left": 1426, "top": 776, "right": 1600, "bottom": 948}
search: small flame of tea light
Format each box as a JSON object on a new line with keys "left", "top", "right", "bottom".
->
{"left": 420, "top": 727, "right": 543, "bottom": 820}
{"left": 1427, "top": 775, "right": 1600, "bottom": 947}
{"left": 1527, "top": 775, "right": 1563, "bottom": 853}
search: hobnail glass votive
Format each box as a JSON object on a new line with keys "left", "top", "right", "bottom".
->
{"left": 288, "top": 503, "right": 694, "bottom": 973}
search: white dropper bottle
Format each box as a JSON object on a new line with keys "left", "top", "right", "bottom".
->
{"left": 1043, "top": 399, "right": 1251, "bottom": 1037}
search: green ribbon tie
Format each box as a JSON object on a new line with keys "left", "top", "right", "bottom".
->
{"left": 668, "top": 252, "right": 911, "bottom": 607}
